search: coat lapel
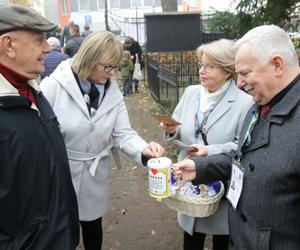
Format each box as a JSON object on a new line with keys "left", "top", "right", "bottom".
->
{"left": 242, "top": 114, "right": 271, "bottom": 153}
{"left": 52, "top": 60, "right": 124, "bottom": 121}
{"left": 52, "top": 60, "right": 91, "bottom": 119}
{"left": 91, "top": 80, "right": 123, "bottom": 122}
{"left": 205, "top": 82, "right": 237, "bottom": 132}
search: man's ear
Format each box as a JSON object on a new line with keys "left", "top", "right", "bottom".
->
{"left": 271, "top": 55, "right": 283, "bottom": 76}
{"left": 0, "top": 34, "right": 16, "bottom": 58}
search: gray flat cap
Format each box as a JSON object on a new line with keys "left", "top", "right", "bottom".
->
{"left": 0, "top": 4, "right": 57, "bottom": 34}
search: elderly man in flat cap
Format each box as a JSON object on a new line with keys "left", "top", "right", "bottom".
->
{"left": 0, "top": 4, "right": 79, "bottom": 249}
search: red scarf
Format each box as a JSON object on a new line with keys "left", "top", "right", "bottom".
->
{"left": 0, "top": 63, "right": 36, "bottom": 104}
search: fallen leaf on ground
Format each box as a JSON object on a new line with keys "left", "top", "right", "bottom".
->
{"left": 120, "top": 208, "right": 128, "bottom": 215}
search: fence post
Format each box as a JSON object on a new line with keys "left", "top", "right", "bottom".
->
{"left": 136, "top": 8, "right": 139, "bottom": 42}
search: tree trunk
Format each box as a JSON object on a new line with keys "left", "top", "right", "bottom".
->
{"left": 161, "top": 0, "right": 178, "bottom": 12}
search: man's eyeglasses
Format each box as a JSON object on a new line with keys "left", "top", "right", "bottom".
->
{"left": 197, "top": 63, "right": 219, "bottom": 72}
{"left": 98, "top": 63, "right": 120, "bottom": 72}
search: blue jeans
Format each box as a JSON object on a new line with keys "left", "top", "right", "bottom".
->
{"left": 123, "top": 79, "right": 131, "bottom": 96}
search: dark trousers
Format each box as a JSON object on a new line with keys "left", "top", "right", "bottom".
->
{"left": 131, "top": 79, "right": 139, "bottom": 92}
{"left": 184, "top": 231, "right": 229, "bottom": 250}
{"left": 80, "top": 217, "right": 103, "bottom": 250}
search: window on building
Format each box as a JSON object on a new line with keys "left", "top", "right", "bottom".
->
{"left": 110, "top": 0, "right": 120, "bottom": 9}
{"left": 131, "top": 0, "right": 141, "bottom": 8}
{"left": 131, "top": 0, "right": 153, "bottom": 8}
{"left": 143, "top": 0, "right": 153, "bottom": 7}
{"left": 78, "top": 0, "right": 89, "bottom": 11}
{"left": 98, "top": 0, "right": 105, "bottom": 9}
{"left": 62, "top": 0, "right": 68, "bottom": 16}
{"left": 98, "top": 0, "right": 120, "bottom": 10}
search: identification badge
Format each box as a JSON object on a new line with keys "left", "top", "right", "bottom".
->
{"left": 226, "top": 160, "right": 245, "bottom": 209}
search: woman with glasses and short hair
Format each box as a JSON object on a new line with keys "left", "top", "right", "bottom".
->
{"left": 160, "top": 39, "right": 253, "bottom": 250}
{"left": 40, "top": 31, "right": 164, "bottom": 250}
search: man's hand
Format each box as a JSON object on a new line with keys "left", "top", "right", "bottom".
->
{"left": 142, "top": 141, "right": 165, "bottom": 158}
{"left": 172, "top": 159, "right": 196, "bottom": 182}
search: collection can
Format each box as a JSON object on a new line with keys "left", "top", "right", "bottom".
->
{"left": 147, "top": 157, "right": 172, "bottom": 199}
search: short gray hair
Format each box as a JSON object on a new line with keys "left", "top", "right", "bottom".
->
{"left": 72, "top": 31, "right": 123, "bottom": 80}
{"left": 47, "top": 37, "right": 60, "bottom": 49}
{"left": 235, "top": 25, "right": 298, "bottom": 66}
{"left": 197, "top": 39, "right": 236, "bottom": 79}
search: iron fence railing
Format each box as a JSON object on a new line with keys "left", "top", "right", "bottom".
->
{"left": 146, "top": 52, "right": 200, "bottom": 113}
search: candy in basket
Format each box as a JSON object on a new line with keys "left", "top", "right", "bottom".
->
{"left": 165, "top": 180, "right": 225, "bottom": 217}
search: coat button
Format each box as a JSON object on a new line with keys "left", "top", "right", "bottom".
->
{"left": 248, "top": 163, "right": 255, "bottom": 172}
{"left": 90, "top": 123, "right": 95, "bottom": 132}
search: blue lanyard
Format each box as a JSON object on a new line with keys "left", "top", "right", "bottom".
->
{"left": 194, "top": 93, "right": 211, "bottom": 143}
{"left": 194, "top": 83, "right": 230, "bottom": 143}
{"left": 243, "top": 110, "right": 259, "bottom": 147}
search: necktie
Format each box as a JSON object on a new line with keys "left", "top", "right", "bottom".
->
{"left": 260, "top": 105, "right": 271, "bottom": 118}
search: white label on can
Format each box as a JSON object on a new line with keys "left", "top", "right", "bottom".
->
{"left": 149, "top": 171, "right": 166, "bottom": 194}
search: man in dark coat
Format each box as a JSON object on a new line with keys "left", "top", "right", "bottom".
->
{"left": 173, "top": 25, "right": 300, "bottom": 250}
{"left": 64, "top": 24, "right": 85, "bottom": 58}
{"left": 0, "top": 4, "right": 79, "bottom": 249}
{"left": 81, "top": 24, "right": 93, "bottom": 37}
{"left": 41, "top": 37, "right": 69, "bottom": 79}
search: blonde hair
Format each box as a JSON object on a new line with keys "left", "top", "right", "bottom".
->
{"left": 197, "top": 39, "right": 236, "bottom": 79}
{"left": 72, "top": 31, "right": 123, "bottom": 79}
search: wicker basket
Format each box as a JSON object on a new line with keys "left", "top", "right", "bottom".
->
{"left": 165, "top": 182, "right": 225, "bottom": 217}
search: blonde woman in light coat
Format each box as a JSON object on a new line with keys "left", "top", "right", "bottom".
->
{"left": 161, "top": 39, "right": 253, "bottom": 250}
{"left": 40, "top": 31, "right": 164, "bottom": 250}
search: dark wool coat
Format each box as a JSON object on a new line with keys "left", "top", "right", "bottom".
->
{"left": 0, "top": 79, "right": 79, "bottom": 249}
{"left": 193, "top": 76, "right": 300, "bottom": 250}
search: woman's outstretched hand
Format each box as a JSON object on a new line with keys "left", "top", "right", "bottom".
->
{"left": 159, "top": 122, "right": 177, "bottom": 134}
{"left": 142, "top": 141, "right": 165, "bottom": 158}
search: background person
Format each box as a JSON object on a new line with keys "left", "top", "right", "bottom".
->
{"left": 119, "top": 50, "right": 134, "bottom": 96}
{"left": 64, "top": 24, "right": 85, "bottom": 58}
{"left": 46, "top": 26, "right": 62, "bottom": 41}
{"left": 82, "top": 24, "right": 93, "bottom": 37}
{"left": 173, "top": 25, "right": 300, "bottom": 250}
{"left": 0, "top": 4, "right": 79, "bottom": 249}
{"left": 41, "top": 36, "right": 69, "bottom": 79}
{"left": 123, "top": 36, "right": 143, "bottom": 93}
{"left": 60, "top": 19, "right": 74, "bottom": 49}
{"left": 161, "top": 39, "right": 253, "bottom": 250}
{"left": 40, "top": 31, "right": 164, "bottom": 250}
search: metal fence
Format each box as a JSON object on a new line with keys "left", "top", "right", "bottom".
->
{"left": 146, "top": 51, "right": 200, "bottom": 113}
{"left": 108, "top": 11, "right": 224, "bottom": 113}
